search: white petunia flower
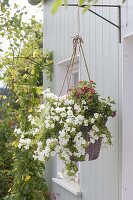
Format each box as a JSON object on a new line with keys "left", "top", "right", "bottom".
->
{"left": 77, "top": 115, "right": 84, "bottom": 121}
{"left": 28, "top": 114, "right": 33, "bottom": 122}
{"left": 84, "top": 106, "right": 88, "bottom": 110}
{"left": 66, "top": 118, "right": 72, "bottom": 124}
{"left": 67, "top": 109, "right": 73, "bottom": 116}
{"left": 50, "top": 124, "right": 55, "bottom": 128}
{"left": 74, "top": 104, "right": 81, "bottom": 113}
{"left": 54, "top": 116, "right": 60, "bottom": 121}
{"left": 94, "top": 113, "right": 99, "bottom": 119}
{"left": 102, "top": 134, "right": 108, "bottom": 143}
{"left": 51, "top": 151, "right": 56, "bottom": 157}
{"left": 59, "top": 95, "right": 67, "bottom": 101}
{"left": 33, "top": 128, "right": 39, "bottom": 136}
{"left": 38, "top": 152, "right": 45, "bottom": 161}
{"left": 14, "top": 128, "right": 21, "bottom": 135}
{"left": 92, "top": 125, "right": 99, "bottom": 132}
{"left": 82, "top": 100, "right": 86, "bottom": 105}
{"left": 89, "top": 130, "right": 95, "bottom": 137}
{"left": 71, "top": 127, "right": 76, "bottom": 132}
{"left": 19, "top": 138, "right": 25, "bottom": 144}
{"left": 77, "top": 131, "right": 82, "bottom": 138}
{"left": 55, "top": 107, "right": 62, "bottom": 113}
{"left": 60, "top": 112, "right": 67, "bottom": 118}
{"left": 94, "top": 135, "right": 99, "bottom": 140}
{"left": 18, "top": 143, "right": 22, "bottom": 148}
{"left": 91, "top": 118, "right": 95, "bottom": 123}
{"left": 84, "top": 119, "right": 88, "bottom": 126}
{"left": 38, "top": 104, "right": 45, "bottom": 112}
{"left": 31, "top": 118, "right": 35, "bottom": 125}
{"left": 26, "top": 138, "right": 31, "bottom": 145}
{"left": 37, "top": 141, "right": 42, "bottom": 147}
{"left": 24, "top": 145, "right": 30, "bottom": 150}
{"left": 90, "top": 138, "right": 95, "bottom": 144}
{"left": 33, "top": 155, "right": 38, "bottom": 160}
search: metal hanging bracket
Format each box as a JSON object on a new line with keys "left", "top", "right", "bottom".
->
{"left": 62, "top": 4, "right": 121, "bottom": 43}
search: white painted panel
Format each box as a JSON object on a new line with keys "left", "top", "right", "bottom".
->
{"left": 122, "top": 35, "right": 133, "bottom": 200}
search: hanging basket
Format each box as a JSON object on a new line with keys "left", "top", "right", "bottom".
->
{"left": 81, "top": 125, "right": 102, "bottom": 161}
{"left": 71, "top": 116, "right": 108, "bottom": 162}
{"left": 80, "top": 118, "right": 107, "bottom": 161}
{"left": 70, "top": 134, "right": 102, "bottom": 162}
{"left": 86, "top": 136, "right": 102, "bottom": 161}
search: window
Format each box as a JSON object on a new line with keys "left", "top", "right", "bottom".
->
{"left": 57, "top": 56, "right": 80, "bottom": 181}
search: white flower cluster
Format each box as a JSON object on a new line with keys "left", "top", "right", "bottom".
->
{"left": 15, "top": 88, "right": 110, "bottom": 179}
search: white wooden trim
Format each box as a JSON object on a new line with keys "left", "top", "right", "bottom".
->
{"left": 122, "top": 34, "right": 133, "bottom": 200}
{"left": 58, "top": 55, "right": 80, "bottom": 66}
{"left": 123, "top": 32, "right": 133, "bottom": 39}
{"left": 52, "top": 178, "right": 82, "bottom": 196}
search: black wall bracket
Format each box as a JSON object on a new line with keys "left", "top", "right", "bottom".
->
{"left": 62, "top": 4, "right": 121, "bottom": 43}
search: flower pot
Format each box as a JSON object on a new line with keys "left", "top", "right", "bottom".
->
{"left": 28, "top": 0, "right": 41, "bottom": 5}
{"left": 85, "top": 137, "right": 102, "bottom": 160}
{"left": 81, "top": 126, "right": 102, "bottom": 160}
{"left": 81, "top": 125, "right": 102, "bottom": 160}
{"left": 71, "top": 124, "right": 104, "bottom": 162}
{"left": 70, "top": 136, "right": 102, "bottom": 162}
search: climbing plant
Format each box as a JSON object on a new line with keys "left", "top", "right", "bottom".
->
{"left": 0, "top": 3, "right": 53, "bottom": 200}
{"left": 0, "top": 93, "right": 14, "bottom": 200}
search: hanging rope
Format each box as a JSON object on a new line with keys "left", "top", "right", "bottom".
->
{"left": 59, "top": 6, "right": 91, "bottom": 96}
{"left": 77, "top": 6, "right": 80, "bottom": 36}
{"left": 59, "top": 35, "right": 91, "bottom": 96}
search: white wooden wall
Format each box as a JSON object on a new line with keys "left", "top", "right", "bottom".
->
{"left": 122, "top": 35, "right": 133, "bottom": 200}
{"left": 121, "top": 1, "right": 133, "bottom": 200}
{"left": 43, "top": 1, "right": 121, "bottom": 200}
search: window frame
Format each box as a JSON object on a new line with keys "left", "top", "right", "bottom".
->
{"left": 57, "top": 55, "right": 81, "bottom": 181}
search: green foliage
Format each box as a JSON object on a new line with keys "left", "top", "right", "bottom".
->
{"left": 16, "top": 81, "right": 116, "bottom": 179}
{"left": 51, "top": 0, "right": 125, "bottom": 14}
{"left": 0, "top": 3, "right": 53, "bottom": 200}
{"left": 0, "top": 101, "right": 14, "bottom": 200}
{"left": 0, "top": 0, "right": 126, "bottom": 14}
{"left": 9, "top": 148, "right": 50, "bottom": 200}
{"left": 0, "top": 170, "right": 13, "bottom": 199}
{"left": 0, "top": 88, "right": 16, "bottom": 199}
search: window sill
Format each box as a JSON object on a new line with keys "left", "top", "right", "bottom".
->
{"left": 52, "top": 178, "right": 82, "bottom": 196}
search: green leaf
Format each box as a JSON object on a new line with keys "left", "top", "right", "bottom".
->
{"left": 79, "top": 0, "right": 85, "bottom": 6}
{"left": 1, "top": 0, "right": 9, "bottom": 6}
{"left": 52, "top": 0, "right": 62, "bottom": 14}
{"left": 64, "top": 0, "right": 67, "bottom": 6}
{"left": 83, "top": 5, "right": 91, "bottom": 13}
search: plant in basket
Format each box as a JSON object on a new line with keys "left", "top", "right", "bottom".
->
{"left": 15, "top": 80, "right": 116, "bottom": 179}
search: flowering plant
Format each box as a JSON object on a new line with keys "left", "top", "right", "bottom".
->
{"left": 15, "top": 80, "right": 116, "bottom": 179}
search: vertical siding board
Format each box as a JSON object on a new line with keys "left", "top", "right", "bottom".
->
{"left": 88, "top": 8, "right": 96, "bottom": 80}
{"left": 102, "top": 0, "right": 112, "bottom": 199}
{"left": 80, "top": 11, "right": 91, "bottom": 81}
{"left": 118, "top": 43, "right": 122, "bottom": 200}
{"left": 67, "top": 2, "right": 75, "bottom": 58}
{"left": 80, "top": 8, "right": 97, "bottom": 200}
{"left": 95, "top": 4, "right": 103, "bottom": 200}
{"left": 64, "top": 7, "right": 69, "bottom": 59}
{"left": 110, "top": 1, "right": 119, "bottom": 200}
